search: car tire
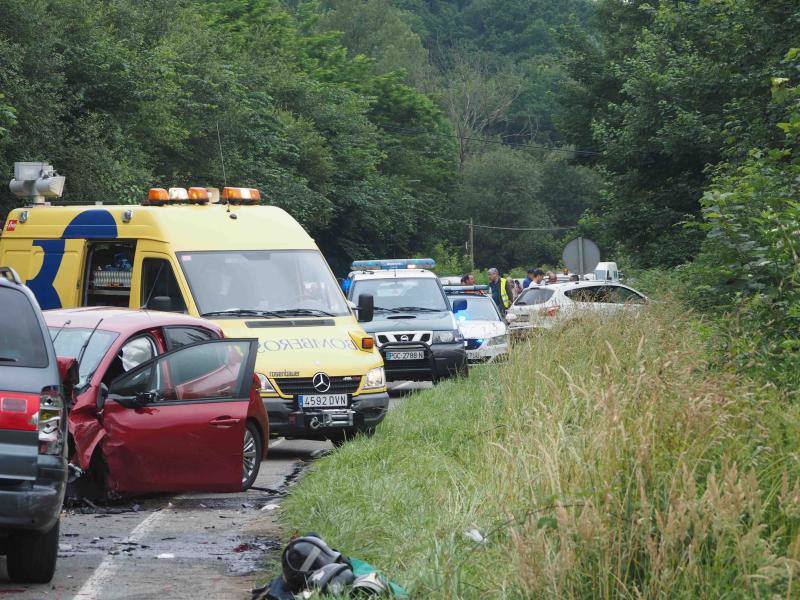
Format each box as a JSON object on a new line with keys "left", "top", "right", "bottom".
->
{"left": 7, "top": 519, "right": 60, "bottom": 583}
{"left": 242, "top": 422, "right": 262, "bottom": 491}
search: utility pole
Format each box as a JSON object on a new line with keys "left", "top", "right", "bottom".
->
{"left": 469, "top": 217, "right": 475, "bottom": 272}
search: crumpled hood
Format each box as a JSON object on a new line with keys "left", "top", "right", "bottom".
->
{"left": 360, "top": 311, "right": 457, "bottom": 334}
{"left": 457, "top": 320, "right": 506, "bottom": 340}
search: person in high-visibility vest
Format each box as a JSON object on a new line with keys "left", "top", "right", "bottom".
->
{"left": 487, "top": 267, "right": 513, "bottom": 312}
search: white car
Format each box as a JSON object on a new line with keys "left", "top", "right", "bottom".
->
{"left": 448, "top": 292, "right": 509, "bottom": 363}
{"left": 508, "top": 281, "right": 648, "bottom": 331}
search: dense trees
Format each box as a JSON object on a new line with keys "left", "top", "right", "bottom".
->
{"left": 558, "top": 0, "right": 800, "bottom": 266}
{"left": 0, "top": 0, "right": 457, "bottom": 271}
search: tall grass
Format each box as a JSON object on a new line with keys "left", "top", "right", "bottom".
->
{"left": 282, "top": 300, "right": 800, "bottom": 598}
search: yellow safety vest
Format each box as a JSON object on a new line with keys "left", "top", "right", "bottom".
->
{"left": 500, "top": 277, "right": 510, "bottom": 309}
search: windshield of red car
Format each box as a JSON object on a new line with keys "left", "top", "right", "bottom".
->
{"left": 49, "top": 328, "right": 119, "bottom": 387}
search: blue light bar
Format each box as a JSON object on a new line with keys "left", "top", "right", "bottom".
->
{"left": 443, "top": 285, "right": 489, "bottom": 294}
{"left": 351, "top": 258, "right": 436, "bottom": 270}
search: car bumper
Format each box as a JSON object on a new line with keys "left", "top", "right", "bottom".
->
{"left": 264, "top": 391, "right": 389, "bottom": 438}
{"left": 0, "top": 455, "right": 67, "bottom": 533}
{"left": 381, "top": 342, "right": 467, "bottom": 382}
{"left": 466, "top": 343, "right": 508, "bottom": 363}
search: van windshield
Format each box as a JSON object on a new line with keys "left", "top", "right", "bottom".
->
{"left": 178, "top": 250, "right": 350, "bottom": 317}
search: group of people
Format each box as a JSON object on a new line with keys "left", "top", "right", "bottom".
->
{"left": 460, "top": 266, "right": 577, "bottom": 313}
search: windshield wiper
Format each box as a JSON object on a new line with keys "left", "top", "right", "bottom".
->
{"left": 0, "top": 357, "right": 18, "bottom": 363}
{"left": 393, "top": 306, "right": 445, "bottom": 313}
{"left": 374, "top": 306, "right": 407, "bottom": 314}
{"left": 269, "top": 308, "right": 336, "bottom": 317}
{"left": 201, "top": 309, "right": 283, "bottom": 318}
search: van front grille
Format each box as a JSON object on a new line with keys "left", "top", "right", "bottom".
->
{"left": 273, "top": 376, "right": 361, "bottom": 396}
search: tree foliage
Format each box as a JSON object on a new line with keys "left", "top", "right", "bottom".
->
{"left": 0, "top": 0, "right": 457, "bottom": 271}
{"left": 559, "top": 0, "right": 800, "bottom": 266}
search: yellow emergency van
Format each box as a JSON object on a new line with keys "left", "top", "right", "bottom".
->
{"left": 0, "top": 187, "right": 387, "bottom": 443}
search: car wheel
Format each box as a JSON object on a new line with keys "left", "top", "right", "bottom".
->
{"left": 242, "top": 423, "right": 262, "bottom": 491}
{"left": 7, "top": 519, "right": 60, "bottom": 583}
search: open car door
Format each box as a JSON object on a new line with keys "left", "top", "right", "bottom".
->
{"left": 102, "top": 338, "right": 258, "bottom": 494}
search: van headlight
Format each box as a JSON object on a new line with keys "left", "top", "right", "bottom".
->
{"left": 362, "top": 367, "right": 385, "bottom": 390}
{"left": 256, "top": 373, "right": 276, "bottom": 394}
{"left": 432, "top": 330, "right": 463, "bottom": 344}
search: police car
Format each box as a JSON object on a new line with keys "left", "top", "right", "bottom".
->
{"left": 345, "top": 260, "right": 468, "bottom": 382}
{"left": 445, "top": 286, "right": 509, "bottom": 363}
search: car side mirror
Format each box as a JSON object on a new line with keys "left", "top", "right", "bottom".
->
{"left": 147, "top": 296, "right": 173, "bottom": 312}
{"left": 356, "top": 293, "right": 374, "bottom": 323}
{"left": 452, "top": 299, "right": 467, "bottom": 313}
{"left": 97, "top": 383, "right": 108, "bottom": 412}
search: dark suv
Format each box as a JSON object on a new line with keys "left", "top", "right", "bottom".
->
{"left": 0, "top": 267, "right": 68, "bottom": 582}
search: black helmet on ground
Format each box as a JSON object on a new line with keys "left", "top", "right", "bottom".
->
{"left": 281, "top": 534, "right": 344, "bottom": 591}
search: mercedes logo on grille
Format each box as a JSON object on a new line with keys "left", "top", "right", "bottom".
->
{"left": 312, "top": 372, "right": 331, "bottom": 393}
{"left": 399, "top": 334, "right": 410, "bottom": 342}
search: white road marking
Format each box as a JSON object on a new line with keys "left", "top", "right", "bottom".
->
{"left": 269, "top": 438, "right": 285, "bottom": 449}
{"left": 73, "top": 507, "right": 170, "bottom": 599}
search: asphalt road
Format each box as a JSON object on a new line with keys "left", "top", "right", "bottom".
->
{"left": 0, "top": 381, "right": 428, "bottom": 599}
{"left": 0, "top": 439, "right": 330, "bottom": 600}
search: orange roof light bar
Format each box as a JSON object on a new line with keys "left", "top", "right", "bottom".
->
{"left": 187, "top": 187, "right": 209, "bottom": 203}
{"left": 146, "top": 188, "right": 169, "bottom": 205}
{"left": 221, "top": 187, "right": 261, "bottom": 204}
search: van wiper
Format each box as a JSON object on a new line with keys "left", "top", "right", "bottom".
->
{"left": 201, "top": 309, "right": 283, "bottom": 318}
{"left": 393, "top": 306, "right": 445, "bottom": 313}
{"left": 0, "top": 357, "right": 18, "bottom": 362}
{"left": 270, "top": 308, "right": 336, "bottom": 317}
{"left": 374, "top": 306, "right": 406, "bottom": 314}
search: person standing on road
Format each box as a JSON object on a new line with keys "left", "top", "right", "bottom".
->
{"left": 461, "top": 273, "right": 476, "bottom": 285}
{"left": 523, "top": 268, "right": 544, "bottom": 289}
{"left": 545, "top": 271, "right": 558, "bottom": 284}
{"left": 488, "top": 268, "right": 513, "bottom": 313}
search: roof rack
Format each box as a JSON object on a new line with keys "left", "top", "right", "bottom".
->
{"left": 0, "top": 267, "right": 22, "bottom": 284}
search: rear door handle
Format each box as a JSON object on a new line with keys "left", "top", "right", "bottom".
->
{"left": 209, "top": 417, "right": 241, "bottom": 428}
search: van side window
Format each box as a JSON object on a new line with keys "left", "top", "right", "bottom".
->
{"left": 85, "top": 242, "right": 135, "bottom": 307}
{"left": 141, "top": 259, "right": 187, "bottom": 313}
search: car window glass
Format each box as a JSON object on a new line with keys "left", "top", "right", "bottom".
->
{"left": 350, "top": 278, "right": 448, "bottom": 311}
{"left": 565, "top": 286, "right": 607, "bottom": 303}
{"left": 120, "top": 336, "right": 156, "bottom": 371}
{"left": 164, "top": 327, "right": 218, "bottom": 351}
{"left": 49, "top": 328, "right": 118, "bottom": 386}
{"left": 516, "top": 287, "right": 554, "bottom": 305}
{"left": 0, "top": 287, "right": 48, "bottom": 368}
{"left": 109, "top": 363, "right": 155, "bottom": 397}
{"left": 452, "top": 296, "right": 502, "bottom": 321}
{"left": 156, "top": 341, "right": 250, "bottom": 402}
{"left": 141, "top": 258, "right": 187, "bottom": 313}
{"left": 611, "top": 286, "right": 646, "bottom": 304}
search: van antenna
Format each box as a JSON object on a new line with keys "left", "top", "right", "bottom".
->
{"left": 216, "top": 120, "right": 227, "bottom": 189}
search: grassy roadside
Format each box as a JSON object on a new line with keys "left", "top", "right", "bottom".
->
{"left": 282, "top": 301, "right": 800, "bottom": 598}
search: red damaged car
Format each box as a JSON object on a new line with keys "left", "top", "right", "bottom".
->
{"left": 44, "top": 308, "right": 268, "bottom": 497}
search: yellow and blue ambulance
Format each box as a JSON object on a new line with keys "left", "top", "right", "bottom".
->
{"left": 0, "top": 186, "right": 387, "bottom": 443}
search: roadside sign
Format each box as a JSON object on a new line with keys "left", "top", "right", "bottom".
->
{"left": 562, "top": 237, "right": 600, "bottom": 275}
